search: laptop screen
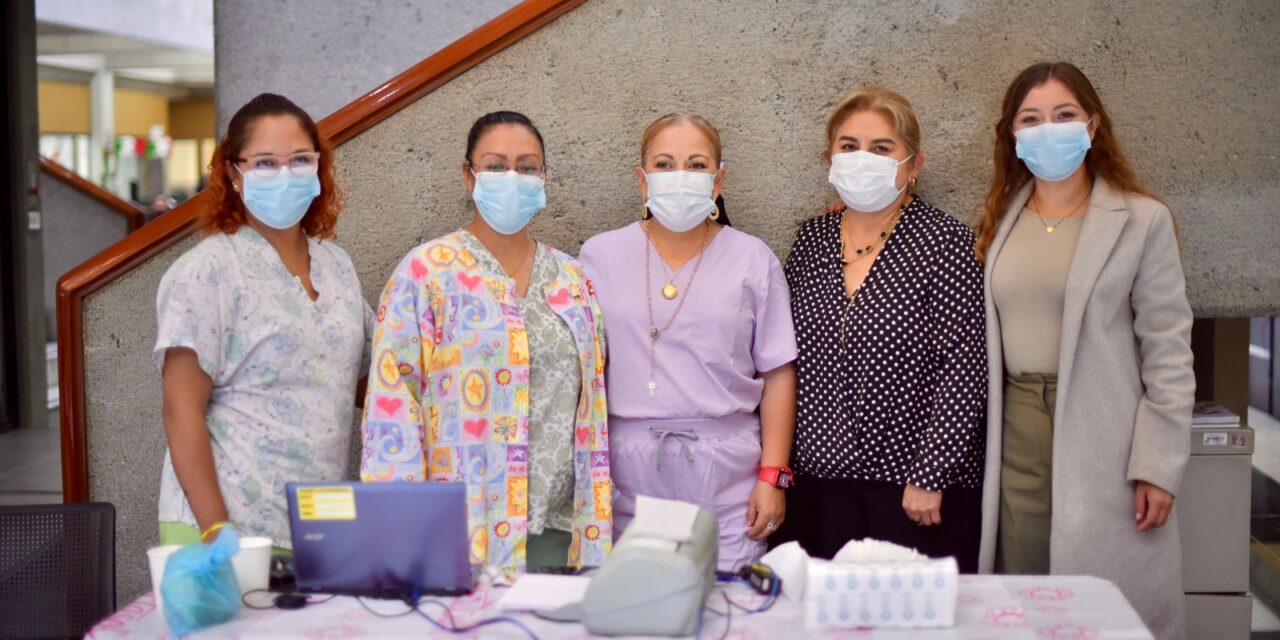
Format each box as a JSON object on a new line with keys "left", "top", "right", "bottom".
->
{"left": 286, "top": 481, "right": 473, "bottom": 598}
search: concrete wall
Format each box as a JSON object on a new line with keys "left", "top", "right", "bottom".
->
{"left": 213, "top": 0, "right": 520, "bottom": 132}
{"left": 41, "top": 178, "right": 133, "bottom": 340}
{"left": 86, "top": 0, "right": 1280, "bottom": 600}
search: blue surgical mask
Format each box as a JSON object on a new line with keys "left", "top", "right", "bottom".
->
{"left": 1015, "top": 120, "right": 1092, "bottom": 182}
{"left": 470, "top": 170, "right": 546, "bottom": 235}
{"left": 240, "top": 168, "right": 321, "bottom": 229}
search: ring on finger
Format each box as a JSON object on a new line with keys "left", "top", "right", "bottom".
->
{"left": 765, "top": 521, "right": 777, "bottom": 532}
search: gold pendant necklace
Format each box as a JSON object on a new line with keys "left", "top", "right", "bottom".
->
{"left": 644, "top": 222, "right": 711, "bottom": 397}
{"left": 1031, "top": 189, "right": 1091, "bottom": 234}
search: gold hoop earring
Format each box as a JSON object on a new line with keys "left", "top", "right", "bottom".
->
{"left": 709, "top": 205, "right": 720, "bottom": 221}
{"left": 641, "top": 207, "right": 649, "bottom": 220}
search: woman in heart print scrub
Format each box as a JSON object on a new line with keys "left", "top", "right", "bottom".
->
{"left": 360, "top": 111, "right": 611, "bottom": 580}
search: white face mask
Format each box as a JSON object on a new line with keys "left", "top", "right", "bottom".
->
{"left": 644, "top": 170, "right": 717, "bottom": 232}
{"left": 828, "top": 151, "right": 914, "bottom": 213}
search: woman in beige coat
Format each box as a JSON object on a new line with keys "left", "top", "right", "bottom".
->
{"left": 974, "top": 62, "right": 1194, "bottom": 640}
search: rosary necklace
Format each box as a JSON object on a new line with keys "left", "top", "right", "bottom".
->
{"left": 643, "top": 221, "right": 712, "bottom": 397}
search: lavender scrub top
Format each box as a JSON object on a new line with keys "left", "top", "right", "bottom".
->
{"left": 579, "top": 222, "right": 797, "bottom": 419}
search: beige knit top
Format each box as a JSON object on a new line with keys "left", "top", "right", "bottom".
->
{"left": 990, "top": 208, "right": 1084, "bottom": 376}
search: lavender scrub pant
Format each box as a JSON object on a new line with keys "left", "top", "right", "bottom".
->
{"left": 609, "top": 412, "right": 764, "bottom": 572}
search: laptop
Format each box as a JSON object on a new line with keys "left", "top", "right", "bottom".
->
{"left": 286, "top": 481, "right": 474, "bottom": 598}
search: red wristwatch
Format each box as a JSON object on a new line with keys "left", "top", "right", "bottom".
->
{"left": 758, "top": 465, "right": 795, "bottom": 489}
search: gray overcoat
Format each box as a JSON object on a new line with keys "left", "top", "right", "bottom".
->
{"left": 978, "top": 178, "right": 1195, "bottom": 640}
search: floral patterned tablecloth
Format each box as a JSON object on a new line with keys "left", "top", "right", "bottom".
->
{"left": 89, "top": 575, "right": 1150, "bottom": 639}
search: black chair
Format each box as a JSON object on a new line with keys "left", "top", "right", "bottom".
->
{"left": 0, "top": 503, "right": 115, "bottom": 639}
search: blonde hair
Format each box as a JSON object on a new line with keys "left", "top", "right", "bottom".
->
{"left": 639, "top": 113, "right": 723, "bottom": 165}
{"left": 825, "top": 87, "right": 922, "bottom": 158}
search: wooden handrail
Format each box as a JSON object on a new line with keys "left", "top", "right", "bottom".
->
{"left": 55, "top": 0, "right": 589, "bottom": 502}
{"left": 39, "top": 157, "right": 145, "bottom": 232}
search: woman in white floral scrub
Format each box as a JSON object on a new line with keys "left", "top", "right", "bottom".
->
{"left": 154, "top": 93, "right": 372, "bottom": 548}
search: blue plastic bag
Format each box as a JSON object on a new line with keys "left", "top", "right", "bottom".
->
{"left": 160, "top": 525, "right": 242, "bottom": 634}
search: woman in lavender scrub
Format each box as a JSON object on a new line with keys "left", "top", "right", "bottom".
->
{"left": 579, "top": 113, "right": 798, "bottom": 571}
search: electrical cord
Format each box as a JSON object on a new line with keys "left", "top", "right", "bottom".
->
{"left": 351, "top": 591, "right": 538, "bottom": 639}
{"left": 414, "top": 602, "right": 540, "bottom": 640}
{"left": 240, "top": 588, "right": 335, "bottom": 610}
{"left": 416, "top": 597, "right": 458, "bottom": 629}
{"left": 356, "top": 595, "right": 420, "bottom": 618}
{"left": 723, "top": 575, "right": 780, "bottom": 613}
{"left": 703, "top": 592, "right": 733, "bottom": 640}
{"left": 704, "top": 571, "right": 781, "bottom": 617}
{"left": 236, "top": 583, "right": 537, "bottom": 638}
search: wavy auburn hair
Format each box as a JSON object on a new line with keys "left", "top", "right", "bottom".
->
{"left": 203, "top": 93, "right": 342, "bottom": 238}
{"left": 974, "top": 62, "right": 1160, "bottom": 263}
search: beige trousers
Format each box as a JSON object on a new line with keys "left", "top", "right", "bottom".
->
{"left": 998, "top": 372, "right": 1057, "bottom": 574}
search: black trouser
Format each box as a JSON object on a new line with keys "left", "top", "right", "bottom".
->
{"left": 771, "top": 475, "right": 981, "bottom": 573}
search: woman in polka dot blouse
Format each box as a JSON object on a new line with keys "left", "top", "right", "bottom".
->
{"left": 773, "top": 87, "right": 988, "bottom": 572}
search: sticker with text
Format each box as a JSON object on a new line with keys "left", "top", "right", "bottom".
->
{"left": 296, "top": 486, "right": 357, "bottom": 521}
{"left": 1202, "top": 432, "right": 1228, "bottom": 446}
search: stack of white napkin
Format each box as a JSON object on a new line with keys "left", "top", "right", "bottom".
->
{"left": 760, "top": 539, "right": 958, "bottom": 630}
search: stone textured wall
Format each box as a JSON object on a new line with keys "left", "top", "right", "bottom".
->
{"left": 214, "top": 0, "right": 520, "bottom": 132}
{"left": 330, "top": 0, "right": 1280, "bottom": 315}
{"left": 40, "top": 177, "right": 132, "bottom": 339}
{"left": 90, "top": 0, "right": 1279, "bottom": 600}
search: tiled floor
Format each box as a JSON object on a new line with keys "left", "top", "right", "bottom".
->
{"left": 0, "top": 409, "right": 62, "bottom": 505}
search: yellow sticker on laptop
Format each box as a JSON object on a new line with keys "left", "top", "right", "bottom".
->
{"left": 296, "top": 486, "right": 357, "bottom": 521}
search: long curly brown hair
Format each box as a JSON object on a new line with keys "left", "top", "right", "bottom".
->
{"left": 974, "top": 62, "right": 1160, "bottom": 264}
{"left": 202, "top": 93, "right": 342, "bottom": 239}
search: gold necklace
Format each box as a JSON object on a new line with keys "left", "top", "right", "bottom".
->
{"left": 657, "top": 259, "right": 691, "bottom": 300}
{"left": 1030, "top": 189, "right": 1090, "bottom": 233}
{"left": 838, "top": 205, "right": 906, "bottom": 354}
{"left": 643, "top": 221, "right": 712, "bottom": 397}
{"left": 840, "top": 199, "right": 907, "bottom": 264}
{"left": 649, "top": 222, "right": 705, "bottom": 300}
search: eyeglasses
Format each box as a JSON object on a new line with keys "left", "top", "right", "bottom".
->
{"left": 469, "top": 161, "right": 544, "bottom": 177}
{"left": 234, "top": 152, "right": 321, "bottom": 178}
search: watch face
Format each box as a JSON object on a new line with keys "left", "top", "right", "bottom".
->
{"left": 778, "top": 473, "right": 794, "bottom": 489}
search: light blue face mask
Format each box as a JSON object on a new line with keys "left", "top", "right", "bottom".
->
{"left": 470, "top": 169, "right": 546, "bottom": 235}
{"left": 1014, "top": 120, "right": 1092, "bottom": 182}
{"left": 240, "top": 168, "right": 321, "bottom": 230}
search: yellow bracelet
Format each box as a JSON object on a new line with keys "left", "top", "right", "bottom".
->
{"left": 200, "top": 521, "right": 229, "bottom": 541}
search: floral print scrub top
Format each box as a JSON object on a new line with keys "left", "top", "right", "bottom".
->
{"left": 476, "top": 236, "right": 582, "bottom": 537}
{"left": 153, "top": 226, "right": 373, "bottom": 547}
{"left": 360, "top": 230, "right": 612, "bottom": 579}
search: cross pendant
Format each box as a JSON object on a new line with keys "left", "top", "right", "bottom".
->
{"left": 647, "top": 379, "right": 657, "bottom": 397}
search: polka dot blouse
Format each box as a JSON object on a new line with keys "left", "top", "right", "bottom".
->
{"left": 784, "top": 197, "right": 987, "bottom": 492}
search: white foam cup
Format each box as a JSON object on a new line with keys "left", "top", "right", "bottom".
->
{"left": 232, "top": 537, "right": 273, "bottom": 594}
{"left": 146, "top": 544, "right": 182, "bottom": 610}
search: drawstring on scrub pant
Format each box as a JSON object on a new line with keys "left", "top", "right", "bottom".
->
{"left": 649, "top": 427, "right": 699, "bottom": 471}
